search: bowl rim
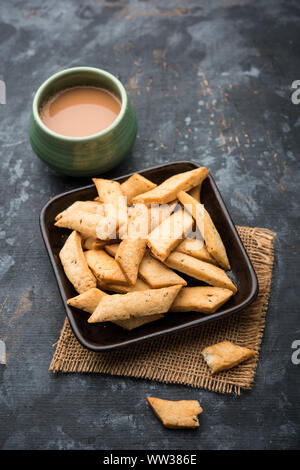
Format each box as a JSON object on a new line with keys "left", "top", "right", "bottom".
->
{"left": 40, "top": 161, "right": 259, "bottom": 351}
{"left": 32, "top": 66, "right": 128, "bottom": 142}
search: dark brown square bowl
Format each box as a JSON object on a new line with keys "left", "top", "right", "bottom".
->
{"left": 40, "top": 161, "right": 258, "bottom": 351}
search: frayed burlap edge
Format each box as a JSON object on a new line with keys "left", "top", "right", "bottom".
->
{"left": 49, "top": 226, "right": 275, "bottom": 395}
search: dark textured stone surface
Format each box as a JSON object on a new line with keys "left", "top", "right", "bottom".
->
{"left": 0, "top": 0, "right": 299, "bottom": 450}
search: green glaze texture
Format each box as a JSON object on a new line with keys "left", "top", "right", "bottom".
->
{"left": 29, "top": 67, "right": 137, "bottom": 177}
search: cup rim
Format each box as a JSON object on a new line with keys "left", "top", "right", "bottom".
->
{"left": 32, "top": 66, "right": 127, "bottom": 141}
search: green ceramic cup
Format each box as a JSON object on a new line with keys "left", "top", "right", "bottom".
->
{"left": 29, "top": 67, "right": 137, "bottom": 177}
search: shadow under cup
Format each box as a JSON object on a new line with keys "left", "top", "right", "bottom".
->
{"left": 29, "top": 67, "right": 137, "bottom": 177}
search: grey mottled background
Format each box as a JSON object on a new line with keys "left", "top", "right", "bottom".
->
{"left": 0, "top": 0, "right": 299, "bottom": 450}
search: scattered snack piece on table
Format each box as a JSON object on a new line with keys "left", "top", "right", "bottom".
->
{"left": 147, "top": 397, "right": 203, "bottom": 429}
{"left": 59, "top": 231, "right": 96, "bottom": 294}
{"left": 202, "top": 340, "right": 255, "bottom": 374}
{"left": 88, "top": 285, "right": 182, "bottom": 323}
{"left": 165, "top": 251, "right": 237, "bottom": 293}
{"left": 170, "top": 286, "right": 234, "bottom": 313}
{"left": 121, "top": 173, "right": 157, "bottom": 205}
{"left": 132, "top": 167, "right": 209, "bottom": 205}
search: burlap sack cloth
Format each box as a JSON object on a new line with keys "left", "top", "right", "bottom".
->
{"left": 49, "top": 227, "right": 275, "bottom": 394}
